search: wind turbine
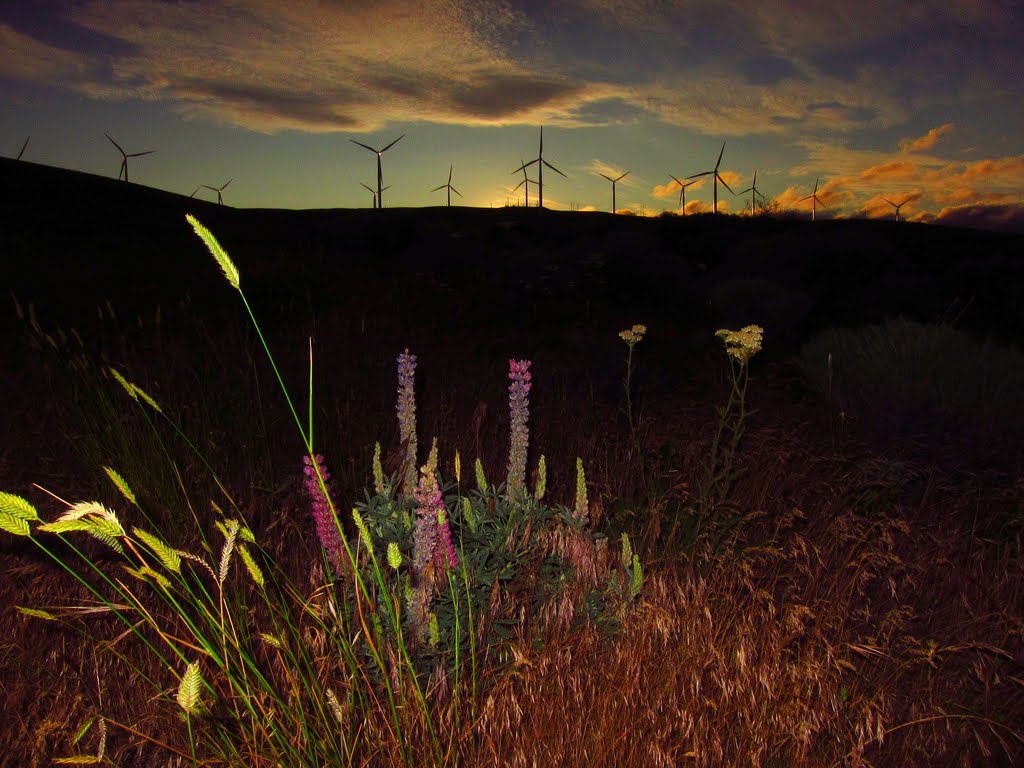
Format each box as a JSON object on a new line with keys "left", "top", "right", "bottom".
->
{"left": 431, "top": 165, "right": 463, "bottom": 207}
{"left": 189, "top": 186, "right": 201, "bottom": 198}
{"left": 350, "top": 134, "right": 404, "bottom": 208}
{"left": 737, "top": 170, "right": 765, "bottom": 215}
{"left": 597, "top": 169, "right": 629, "bottom": 213}
{"left": 105, "top": 132, "right": 154, "bottom": 183}
{"left": 203, "top": 178, "right": 233, "bottom": 205}
{"left": 16, "top": 136, "right": 29, "bottom": 160}
{"left": 669, "top": 174, "right": 699, "bottom": 215}
{"left": 361, "top": 182, "right": 390, "bottom": 209}
{"left": 799, "top": 178, "right": 826, "bottom": 221}
{"left": 512, "top": 126, "right": 566, "bottom": 209}
{"left": 883, "top": 197, "right": 908, "bottom": 222}
{"left": 512, "top": 158, "right": 537, "bottom": 207}
{"left": 687, "top": 141, "right": 733, "bottom": 214}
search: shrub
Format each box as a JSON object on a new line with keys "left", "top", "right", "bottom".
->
{"left": 798, "top": 317, "right": 1024, "bottom": 464}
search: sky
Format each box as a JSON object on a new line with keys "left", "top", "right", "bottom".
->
{"left": 2, "top": 1, "right": 1022, "bottom": 230}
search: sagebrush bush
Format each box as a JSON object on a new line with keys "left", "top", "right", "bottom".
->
{"left": 798, "top": 317, "right": 1024, "bottom": 462}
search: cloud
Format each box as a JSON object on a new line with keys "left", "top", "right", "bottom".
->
{"left": 0, "top": 22, "right": 97, "bottom": 83}
{"left": 899, "top": 123, "right": 955, "bottom": 152}
{"left": 859, "top": 161, "right": 919, "bottom": 182}
{"left": 930, "top": 203, "right": 1024, "bottom": 233}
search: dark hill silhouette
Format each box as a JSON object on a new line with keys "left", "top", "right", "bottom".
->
{"left": 3, "top": 156, "right": 1022, "bottom": 362}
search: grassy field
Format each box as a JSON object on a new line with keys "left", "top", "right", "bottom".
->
{"left": 1, "top": 161, "right": 1021, "bottom": 766}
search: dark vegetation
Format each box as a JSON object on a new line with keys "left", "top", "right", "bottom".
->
{"left": 1, "top": 157, "right": 1022, "bottom": 765}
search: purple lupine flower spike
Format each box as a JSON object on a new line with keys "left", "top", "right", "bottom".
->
{"left": 506, "top": 359, "right": 532, "bottom": 499}
{"left": 396, "top": 350, "right": 418, "bottom": 493}
{"left": 302, "top": 454, "right": 343, "bottom": 567}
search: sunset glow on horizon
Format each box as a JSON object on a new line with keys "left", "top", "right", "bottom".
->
{"left": 2, "top": 1, "right": 1021, "bottom": 230}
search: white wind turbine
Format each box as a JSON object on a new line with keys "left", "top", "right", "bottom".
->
{"left": 687, "top": 141, "right": 733, "bottom": 214}
{"left": 737, "top": 170, "right": 765, "bottom": 215}
{"left": 350, "top": 135, "right": 404, "bottom": 208}
{"left": 361, "top": 181, "right": 390, "bottom": 209}
{"left": 512, "top": 127, "right": 566, "bottom": 209}
{"left": 800, "top": 178, "right": 826, "bottom": 221}
{"left": 431, "top": 165, "right": 463, "bottom": 207}
{"left": 203, "top": 178, "right": 233, "bottom": 205}
{"left": 668, "top": 174, "right": 699, "bottom": 215}
{"left": 883, "top": 197, "right": 909, "bottom": 222}
{"left": 105, "top": 132, "right": 154, "bottom": 183}
{"left": 597, "top": 169, "right": 629, "bottom": 213}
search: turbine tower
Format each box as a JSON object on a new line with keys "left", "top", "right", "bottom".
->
{"left": 687, "top": 142, "right": 733, "bottom": 214}
{"left": 597, "top": 170, "right": 629, "bottom": 213}
{"left": 800, "top": 178, "right": 826, "bottom": 221}
{"left": 669, "top": 174, "right": 699, "bottom": 215}
{"left": 431, "top": 165, "right": 463, "bottom": 207}
{"left": 512, "top": 126, "right": 566, "bottom": 209}
{"left": 350, "top": 134, "right": 404, "bottom": 209}
{"left": 203, "top": 178, "right": 233, "bottom": 205}
{"left": 105, "top": 132, "right": 154, "bottom": 183}
{"left": 883, "top": 197, "right": 908, "bottom": 222}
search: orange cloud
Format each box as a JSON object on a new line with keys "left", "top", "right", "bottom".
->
{"left": 899, "top": 122, "right": 955, "bottom": 152}
{"left": 960, "top": 156, "right": 1024, "bottom": 181}
{"left": 859, "top": 161, "right": 919, "bottom": 182}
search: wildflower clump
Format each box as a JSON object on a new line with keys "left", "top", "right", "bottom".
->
{"left": 506, "top": 359, "right": 532, "bottom": 500}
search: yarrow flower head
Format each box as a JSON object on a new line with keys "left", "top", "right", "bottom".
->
{"left": 302, "top": 454, "right": 343, "bottom": 568}
{"left": 618, "top": 324, "right": 647, "bottom": 346}
{"left": 715, "top": 325, "right": 764, "bottom": 364}
{"left": 506, "top": 359, "right": 532, "bottom": 500}
{"left": 396, "top": 350, "right": 418, "bottom": 492}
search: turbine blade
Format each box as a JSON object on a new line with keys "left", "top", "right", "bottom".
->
{"left": 512, "top": 158, "right": 539, "bottom": 174}
{"left": 452, "top": 187, "right": 463, "bottom": 197}
{"left": 617, "top": 171, "right": 629, "bottom": 182}
{"left": 105, "top": 133, "right": 125, "bottom": 154}
{"left": 350, "top": 139, "right": 379, "bottom": 153}
{"left": 129, "top": 150, "right": 155, "bottom": 157}
{"left": 448, "top": 165, "right": 453, "bottom": 183}
{"left": 669, "top": 174, "right": 684, "bottom": 187}
{"left": 431, "top": 184, "right": 446, "bottom": 192}
{"left": 718, "top": 174, "right": 735, "bottom": 195}
{"left": 715, "top": 141, "right": 726, "bottom": 170}
{"left": 687, "top": 171, "right": 713, "bottom": 180}
{"left": 361, "top": 183, "right": 375, "bottom": 192}
{"left": 381, "top": 134, "right": 405, "bottom": 152}
{"left": 543, "top": 159, "right": 567, "bottom": 177}
{"left": 598, "top": 172, "right": 613, "bottom": 182}
{"left": 223, "top": 179, "right": 233, "bottom": 190}
{"left": 16, "top": 136, "right": 29, "bottom": 160}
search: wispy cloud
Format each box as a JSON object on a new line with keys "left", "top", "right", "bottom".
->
{"left": 900, "top": 123, "right": 955, "bottom": 152}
